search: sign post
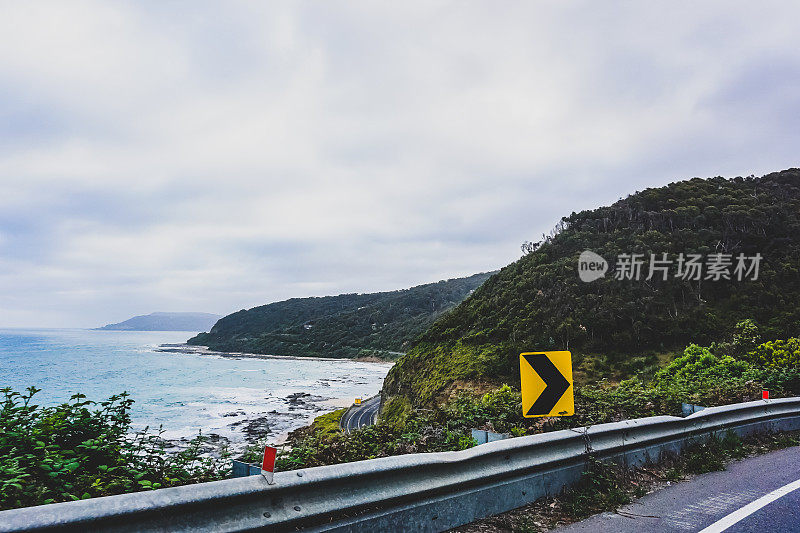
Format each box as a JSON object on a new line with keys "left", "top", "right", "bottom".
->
{"left": 262, "top": 445, "right": 277, "bottom": 484}
{"left": 520, "top": 351, "right": 574, "bottom": 417}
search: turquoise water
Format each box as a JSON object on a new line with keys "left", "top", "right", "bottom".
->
{"left": 0, "top": 328, "right": 391, "bottom": 445}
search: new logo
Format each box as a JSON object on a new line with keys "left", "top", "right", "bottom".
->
{"left": 578, "top": 250, "right": 608, "bottom": 282}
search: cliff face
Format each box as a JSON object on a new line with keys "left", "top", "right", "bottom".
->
{"left": 382, "top": 169, "right": 800, "bottom": 411}
{"left": 187, "top": 272, "right": 495, "bottom": 359}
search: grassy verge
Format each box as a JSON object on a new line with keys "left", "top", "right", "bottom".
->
{"left": 451, "top": 430, "right": 800, "bottom": 533}
{"left": 311, "top": 408, "right": 349, "bottom": 439}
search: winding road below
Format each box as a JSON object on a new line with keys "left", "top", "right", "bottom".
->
{"left": 340, "top": 395, "right": 381, "bottom": 434}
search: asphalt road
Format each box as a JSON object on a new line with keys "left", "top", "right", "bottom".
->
{"left": 557, "top": 445, "right": 800, "bottom": 532}
{"left": 340, "top": 395, "right": 380, "bottom": 434}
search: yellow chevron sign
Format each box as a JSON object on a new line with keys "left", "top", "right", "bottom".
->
{"left": 520, "top": 351, "right": 574, "bottom": 417}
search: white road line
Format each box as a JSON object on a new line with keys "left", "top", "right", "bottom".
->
{"left": 698, "top": 478, "right": 800, "bottom": 533}
{"left": 342, "top": 408, "right": 355, "bottom": 433}
{"left": 357, "top": 405, "right": 370, "bottom": 427}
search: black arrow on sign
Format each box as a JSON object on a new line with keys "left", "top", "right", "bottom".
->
{"left": 523, "top": 353, "right": 570, "bottom": 416}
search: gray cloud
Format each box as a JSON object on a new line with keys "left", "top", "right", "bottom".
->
{"left": 1, "top": 1, "right": 799, "bottom": 327}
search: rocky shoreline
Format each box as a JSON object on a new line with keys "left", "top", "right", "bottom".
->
{"left": 160, "top": 391, "right": 336, "bottom": 457}
{"left": 153, "top": 343, "right": 392, "bottom": 457}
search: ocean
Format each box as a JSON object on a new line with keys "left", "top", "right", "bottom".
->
{"left": 0, "top": 328, "right": 392, "bottom": 449}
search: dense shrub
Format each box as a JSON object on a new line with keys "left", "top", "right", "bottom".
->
{"left": 748, "top": 367, "right": 800, "bottom": 396}
{"left": 444, "top": 384, "right": 524, "bottom": 434}
{"left": 0, "top": 387, "right": 228, "bottom": 511}
{"left": 654, "top": 344, "right": 749, "bottom": 388}
{"left": 746, "top": 338, "right": 800, "bottom": 369}
{"left": 712, "top": 318, "right": 762, "bottom": 359}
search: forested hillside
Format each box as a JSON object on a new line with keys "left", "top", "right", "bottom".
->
{"left": 383, "top": 169, "right": 800, "bottom": 409}
{"left": 187, "top": 273, "right": 493, "bottom": 359}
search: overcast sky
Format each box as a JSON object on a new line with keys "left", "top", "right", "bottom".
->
{"left": 1, "top": 1, "right": 799, "bottom": 328}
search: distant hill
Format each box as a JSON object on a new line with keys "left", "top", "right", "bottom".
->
{"left": 383, "top": 168, "right": 800, "bottom": 409}
{"left": 187, "top": 273, "right": 495, "bottom": 359}
{"left": 96, "top": 312, "right": 221, "bottom": 332}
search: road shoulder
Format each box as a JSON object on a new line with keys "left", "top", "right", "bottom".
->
{"left": 451, "top": 431, "right": 800, "bottom": 533}
{"left": 558, "top": 445, "right": 800, "bottom": 532}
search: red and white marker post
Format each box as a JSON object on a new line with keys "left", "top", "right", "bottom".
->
{"left": 763, "top": 390, "right": 770, "bottom": 400}
{"left": 262, "top": 445, "right": 277, "bottom": 484}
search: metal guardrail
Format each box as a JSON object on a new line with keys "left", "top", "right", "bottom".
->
{"left": 3, "top": 397, "right": 800, "bottom": 533}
